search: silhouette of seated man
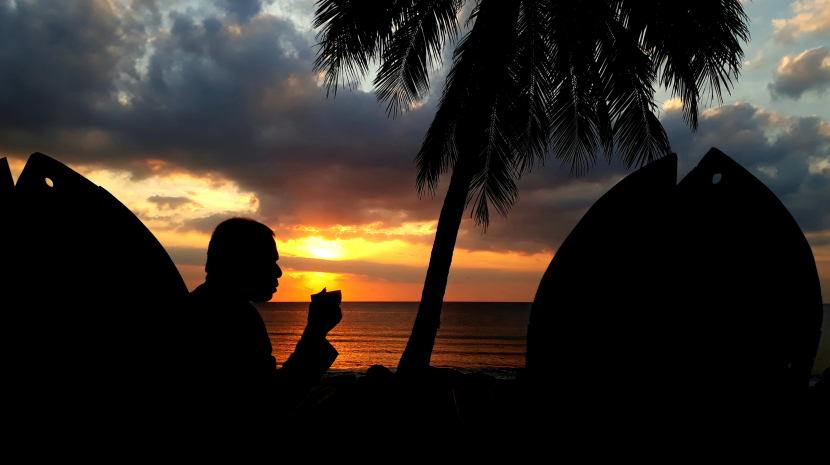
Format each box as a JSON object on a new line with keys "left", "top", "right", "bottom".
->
{"left": 186, "top": 217, "right": 341, "bottom": 438}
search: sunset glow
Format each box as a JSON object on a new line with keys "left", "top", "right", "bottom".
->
{"left": 3, "top": 0, "right": 827, "bottom": 306}
{"left": 9, "top": 160, "right": 552, "bottom": 302}
{"left": 291, "top": 237, "right": 345, "bottom": 260}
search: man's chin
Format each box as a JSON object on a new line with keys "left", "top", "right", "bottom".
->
{"left": 251, "top": 290, "right": 275, "bottom": 303}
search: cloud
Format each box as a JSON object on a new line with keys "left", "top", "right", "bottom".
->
{"left": 217, "top": 0, "right": 272, "bottom": 23}
{"left": 769, "top": 46, "right": 830, "bottom": 99}
{"left": 146, "top": 195, "right": 202, "bottom": 210}
{"left": 0, "top": 1, "right": 445, "bottom": 234}
{"left": 662, "top": 98, "right": 684, "bottom": 112}
{"left": 165, "top": 246, "right": 542, "bottom": 284}
{"left": 166, "top": 246, "right": 209, "bottom": 267}
{"left": 662, "top": 102, "right": 830, "bottom": 232}
{"left": 178, "top": 211, "right": 249, "bottom": 234}
{"left": 1, "top": 1, "right": 828, "bottom": 267}
{"left": 773, "top": 0, "right": 830, "bottom": 43}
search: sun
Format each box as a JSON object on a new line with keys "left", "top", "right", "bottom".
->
{"left": 300, "top": 237, "right": 344, "bottom": 260}
{"left": 308, "top": 247, "right": 340, "bottom": 260}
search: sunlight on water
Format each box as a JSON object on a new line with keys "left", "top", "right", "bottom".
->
{"left": 254, "top": 302, "right": 531, "bottom": 371}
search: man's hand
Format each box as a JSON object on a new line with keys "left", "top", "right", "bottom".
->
{"left": 304, "top": 288, "right": 342, "bottom": 339}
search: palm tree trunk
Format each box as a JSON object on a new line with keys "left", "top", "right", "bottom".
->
{"left": 398, "top": 152, "right": 474, "bottom": 372}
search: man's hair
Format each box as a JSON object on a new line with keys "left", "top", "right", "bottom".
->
{"left": 205, "top": 217, "right": 275, "bottom": 274}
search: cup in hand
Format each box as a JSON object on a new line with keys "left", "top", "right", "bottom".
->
{"left": 308, "top": 288, "right": 343, "bottom": 336}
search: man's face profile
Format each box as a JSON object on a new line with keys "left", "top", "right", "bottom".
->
{"left": 245, "top": 236, "right": 282, "bottom": 302}
{"left": 207, "top": 218, "right": 283, "bottom": 302}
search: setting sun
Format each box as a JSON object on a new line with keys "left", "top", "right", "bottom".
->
{"left": 300, "top": 237, "right": 344, "bottom": 260}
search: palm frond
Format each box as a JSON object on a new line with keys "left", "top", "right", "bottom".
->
{"left": 600, "top": 11, "right": 671, "bottom": 168}
{"left": 312, "top": 0, "right": 410, "bottom": 96}
{"left": 464, "top": 0, "right": 480, "bottom": 28}
{"left": 546, "top": 6, "right": 603, "bottom": 178}
{"left": 623, "top": 0, "right": 749, "bottom": 129}
{"left": 374, "top": 0, "right": 463, "bottom": 116}
{"left": 467, "top": 94, "right": 520, "bottom": 230}
{"left": 453, "top": 0, "right": 521, "bottom": 228}
{"left": 315, "top": 0, "right": 749, "bottom": 233}
{"left": 511, "top": 0, "right": 553, "bottom": 177}
{"left": 415, "top": 97, "right": 461, "bottom": 196}
{"left": 415, "top": 27, "right": 477, "bottom": 197}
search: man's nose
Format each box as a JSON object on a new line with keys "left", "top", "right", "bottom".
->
{"left": 275, "top": 263, "right": 282, "bottom": 279}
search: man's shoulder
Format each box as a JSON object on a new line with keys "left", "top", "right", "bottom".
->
{"left": 188, "top": 283, "right": 212, "bottom": 306}
{"left": 188, "top": 282, "right": 231, "bottom": 313}
{"left": 189, "top": 282, "right": 209, "bottom": 298}
{"left": 188, "top": 282, "right": 256, "bottom": 315}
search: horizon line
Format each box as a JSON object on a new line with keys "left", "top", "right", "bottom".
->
{"left": 262, "top": 301, "right": 535, "bottom": 304}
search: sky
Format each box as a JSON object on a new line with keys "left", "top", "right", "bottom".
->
{"left": 1, "top": 0, "right": 829, "bottom": 302}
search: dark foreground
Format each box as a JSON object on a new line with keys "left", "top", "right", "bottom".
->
{"left": 278, "top": 366, "right": 828, "bottom": 461}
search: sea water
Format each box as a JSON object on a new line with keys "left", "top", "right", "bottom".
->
{"left": 254, "top": 303, "right": 830, "bottom": 379}
{"left": 255, "top": 302, "right": 531, "bottom": 376}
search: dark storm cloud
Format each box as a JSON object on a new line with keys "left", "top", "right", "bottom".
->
{"left": 217, "top": 0, "right": 271, "bottom": 22}
{"left": 179, "top": 211, "right": 249, "bottom": 234}
{"left": 769, "top": 47, "right": 830, "bottom": 100}
{"left": 0, "top": 0, "right": 438, "bottom": 228}
{"left": 662, "top": 102, "right": 830, "bottom": 232}
{"left": 147, "top": 195, "right": 201, "bottom": 210}
{"left": 0, "top": 0, "right": 144, "bottom": 130}
{"left": 130, "top": 0, "right": 162, "bottom": 27}
{"left": 455, "top": 101, "right": 830, "bottom": 255}
{"left": 167, "top": 245, "right": 209, "bottom": 267}
{"left": 1, "top": 1, "right": 827, "bottom": 262}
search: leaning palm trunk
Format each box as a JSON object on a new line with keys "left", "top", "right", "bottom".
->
{"left": 398, "top": 1, "right": 520, "bottom": 370}
{"left": 398, "top": 152, "right": 474, "bottom": 371}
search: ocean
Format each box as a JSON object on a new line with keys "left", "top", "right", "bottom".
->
{"left": 255, "top": 302, "right": 830, "bottom": 378}
{"left": 255, "top": 302, "right": 531, "bottom": 377}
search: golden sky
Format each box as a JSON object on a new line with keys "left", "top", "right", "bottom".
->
{"left": 6, "top": 158, "right": 552, "bottom": 301}
{"left": 1, "top": 0, "right": 828, "bottom": 302}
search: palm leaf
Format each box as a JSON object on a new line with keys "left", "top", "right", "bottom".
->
{"left": 312, "top": 0, "right": 410, "bottom": 96}
{"left": 546, "top": 4, "right": 604, "bottom": 178}
{"left": 374, "top": 0, "right": 463, "bottom": 115}
{"left": 622, "top": 0, "right": 749, "bottom": 129}
{"left": 456, "top": 0, "right": 521, "bottom": 228}
{"left": 599, "top": 9, "right": 671, "bottom": 168}
{"left": 414, "top": 29, "right": 475, "bottom": 197}
{"left": 467, "top": 94, "right": 521, "bottom": 230}
{"left": 511, "top": 0, "right": 554, "bottom": 177}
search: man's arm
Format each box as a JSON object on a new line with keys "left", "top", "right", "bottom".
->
{"left": 273, "top": 290, "right": 342, "bottom": 416}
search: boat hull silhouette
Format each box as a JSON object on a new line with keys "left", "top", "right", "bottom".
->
{"left": 526, "top": 147, "right": 822, "bottom": 397}
{"left": 522, "top": 147, "right": 823, "bottom": 448}
{"left": 673, "top": 148, "right": 822, "bottom": 389}
{"left": 2, "top": 153, "right": 188, "bottom": 451}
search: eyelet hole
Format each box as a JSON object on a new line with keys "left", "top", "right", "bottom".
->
{"left": 712, "top": 173, "right": 722, "bottom": 184}
{"left": 45, "top": 178, "right": 54, "bottom": 187}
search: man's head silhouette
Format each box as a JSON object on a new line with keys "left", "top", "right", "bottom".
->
{"left": 206, "top": 217, "right": 282, "bottom": 302}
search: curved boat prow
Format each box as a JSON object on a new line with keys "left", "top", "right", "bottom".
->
{"left": 523, "top": 148, "right": 823, "bottom": 444}
{"left": 6, "top": 152, "right": 189, "bottom": 452}
{"left": 674, "top": 147, "right": 822, "bottom": 389}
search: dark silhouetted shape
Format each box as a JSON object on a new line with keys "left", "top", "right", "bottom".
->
{"left": 312, "top": 0, "right": 752, "bottom": 373}
{"left": 1, "top": 160, "right": 342, "bottom": 455}
{"left": 2, "top": 153, "right": 188, "bottom": 454}
{"left": 526, "top": 152, "right": 678, "bottom": 386}
{"left": 1, "top": 157, "right": 12, "bottom": 194}
{"left": 183, "top": 218, "right": 341, "bottom": 448}
{"left": 524, "top": 147, "right": 823, "bottom": 448}
{"left": 673, "top": 148, "right": 822, "bottom": 390}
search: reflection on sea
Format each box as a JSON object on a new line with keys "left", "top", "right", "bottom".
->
{"left": 253, "top": 302, "right": 531, "bottom": 373}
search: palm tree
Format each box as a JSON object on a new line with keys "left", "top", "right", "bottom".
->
{"left": 312, "top": 0, "right": 749, "bottom": 372}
